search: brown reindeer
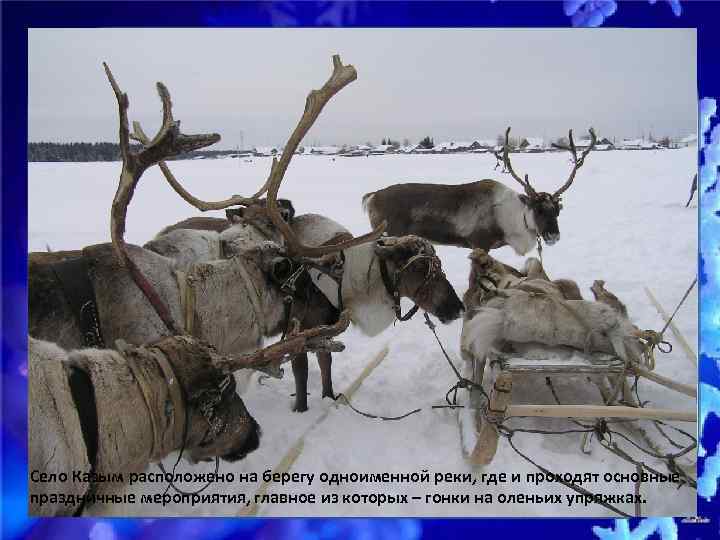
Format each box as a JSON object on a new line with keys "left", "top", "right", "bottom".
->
{"left": 363, "top": 127, "right": 597, "bottom": 255}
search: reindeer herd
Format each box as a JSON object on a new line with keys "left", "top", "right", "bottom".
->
{"left": 31, "top": 55, "right": 663, "bottom": 515}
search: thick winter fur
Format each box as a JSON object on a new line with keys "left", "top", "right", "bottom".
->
{"left": 288, "top": 214, "right": 464, "bottom": 412}
{"left": 461, "top": 293, "right": 642, "bottom": 364}
{"left": 363, "top": 180, "right": 565, "bottom": 256}
{"left": 340, "top": 242, "right": 398, "bottom": 336}
{"left": 460, "top": 250, "right": 643, "bottom": 368}
{"left": 28, "top": 337, "right": 260, "bottom": 515}
{"left": 29, "top": 253, "right": 85, "bottom": 350}
{"left": 138, "top": 211, "right": 464, "bottom": 412}
{"left": 28, "top": 241, "right": 288, "bottom": 357}
{"left": 29, "top": 338, "right": 91, "bottom": 516}
{"left": 463, "top": 249, "right": 582, "bottom": 310}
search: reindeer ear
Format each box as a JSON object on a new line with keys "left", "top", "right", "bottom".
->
{"left": 277, "top": 199, "right": 296, "bottom": 222}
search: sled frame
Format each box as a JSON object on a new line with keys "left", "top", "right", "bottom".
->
{"left": 463, "top": 346, "right": 696, "bottom": 466}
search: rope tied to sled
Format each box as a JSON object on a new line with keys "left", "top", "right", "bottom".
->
{"left": 632, "top": 277, "right": 695, "bottom": 371}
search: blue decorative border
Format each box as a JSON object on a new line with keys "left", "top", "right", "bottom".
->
{"left": 3, "top": 2, "right": 719, "bottom": 539}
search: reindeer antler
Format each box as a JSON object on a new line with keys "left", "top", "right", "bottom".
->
{"left": 130, "top": 121, "right": 260, "bottom": 212}
{"left": 264, "top": 55, "right": 386, "bottom": 258}
{"left": 104, "top": 63, "right": 220, "bottom": 333}
{"left": 551, "top": 127, "right": 597, "bottom": 198}
{"left": 212, "top": 310, "right": 351, "bottom": 375}
{"left": 501, "top": 127, "right": 537, "bottom": 197}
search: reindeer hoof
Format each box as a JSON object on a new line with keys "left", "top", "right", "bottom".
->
{"left": 293, "top": 403, "right": 308, "bottom": 413}
{"left": 322, "top": 391, "right": 336, "bottom": 400}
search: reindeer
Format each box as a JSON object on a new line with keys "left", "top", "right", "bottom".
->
{"left": 29, "top": 58, "right": 381, "bottom": 357}
{"left": 29, "top": 316, "right": 349, "bottom": 516}
{"left": 363, "top": 127, "right": 597, "bottom": 255}
{"left": 30, "top": 56, "right": 464, "bottom": 415}
{"left": 152, "top": 208, "right": 464, "bottom": 412}
{"left": 143, "top": 61, "right": 465, "bottom": 412}
{"left": 144, "top": 198, "right": 297, "bottom": 272}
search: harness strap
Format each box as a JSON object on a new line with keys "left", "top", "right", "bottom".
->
{"left": 120, "top": 343, "right": 186, "bottom": 462}
{"left": 50, "top": 256, "right": 104, "bottom": 347}
{"left": 236, "top": 261, "right": 267, "bottom": 335}
{"left": 150, "top": 346, "right": 187, "bottom": 451}
{"left": 378, "top": 257, "right": 420, "bottom": 322}
{"left": 174, "top": 270, "right": 195, "bottom": 336}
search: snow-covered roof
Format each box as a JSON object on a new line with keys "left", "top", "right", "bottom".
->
{"left": 619, "top": 139, "right": 643, "bottom": 147}
{"left": 618, "top": 139, "right": 659, "bottom": 149}
{"left": 522, "top": 137, "right": 545, "bottom": 148}
{"left": 471, "top": 139, "right": 497, "bottom": 148}
{"left": 373, "top": 145, "right": 392, "bottom": 152}
{"left": 435, "top": 141, "right": 473, "bottom": 151}
{"left": 680, "top": 134, "right": 697, "bottom": 144}
{"left": 254, "top": 146, "right": 279, "bottom": 155}
{"left": 309, "top": 146, "right": 341, "bottom": 155}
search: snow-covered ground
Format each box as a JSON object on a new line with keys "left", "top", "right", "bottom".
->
{"left": 29, "top": 148, "right": 698, "bottom": 517}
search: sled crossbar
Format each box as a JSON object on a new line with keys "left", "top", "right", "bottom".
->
{"left": 507, "top": 404, "right": 696, "bottom": 423}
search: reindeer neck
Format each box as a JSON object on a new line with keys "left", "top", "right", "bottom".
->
{"left": 233, "top": 253, "right": 286, "bottom": 338}
{"left": 494, "top": 189, "right": 538, "bottom": 256}
{"left": 341, "top": 243, "right": 396, "bottom": 337}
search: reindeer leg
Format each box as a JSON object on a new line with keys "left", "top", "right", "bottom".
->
{"left": 292, "top": 353, "right": 310, "bottom": 412}
{"left": 317, "top": 352, "right": 335, "bottom": 400}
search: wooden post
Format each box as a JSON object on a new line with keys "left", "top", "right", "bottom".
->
{"left": 469, "top": 371, "right": 512, "bottom": 465}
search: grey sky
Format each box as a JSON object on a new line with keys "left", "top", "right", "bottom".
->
{"left": 29, "top": 28, "right": 696, "bottom": 148}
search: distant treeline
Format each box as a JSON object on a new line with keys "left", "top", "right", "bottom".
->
{"left": 28, "top": 142, "right": 237, "bottom": 162}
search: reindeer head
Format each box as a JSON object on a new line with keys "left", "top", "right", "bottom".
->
{"left": 375, "top": 235, "right": 464, "bottom": 323}
{"left": 519, "top": 192, "right": 562, "bottom": 245}
{"left": 499, "top": 127, "right": 597, "bottom": 247}
{"left": 186, "top": 375, "right": 261, "bottom": 464}
{"left": 225, "top": 198, "right": 296, "bottom": 226}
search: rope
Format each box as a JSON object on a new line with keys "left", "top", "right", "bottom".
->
{"left": 504, "top": 433, "right": 631, "bottom": 518}
{"left": 635, "top": 277, "right": 695, "bottom": 370}
{"left": 333, "top": 393, "right": 422, "bottom": 421}
{"left": 423, "top": 312, "right": 489, "bottom": 403}
{"left": 336, "top": 310, "right": 695, "bottom": 516}
{"left": 659, "top": 278, "right": 697, "bottom": 336}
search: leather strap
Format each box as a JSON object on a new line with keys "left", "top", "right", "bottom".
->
{"left": 50, "top": 256, "right": 104, "bottom": 347}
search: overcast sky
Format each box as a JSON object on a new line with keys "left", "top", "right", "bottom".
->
{"left": 29, "top": 28, "right": 696, "bottom": 149}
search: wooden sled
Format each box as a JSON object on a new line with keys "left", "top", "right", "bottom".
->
{"left": 459, "top": 343, "right": 697, "bottom": 466}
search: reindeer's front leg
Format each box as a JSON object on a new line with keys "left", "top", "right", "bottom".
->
{"left": 292, "top": 353, "right": 310, "bottom": 412}
{"left": 317, "top": 352, "right": 335, "bottom": 400}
